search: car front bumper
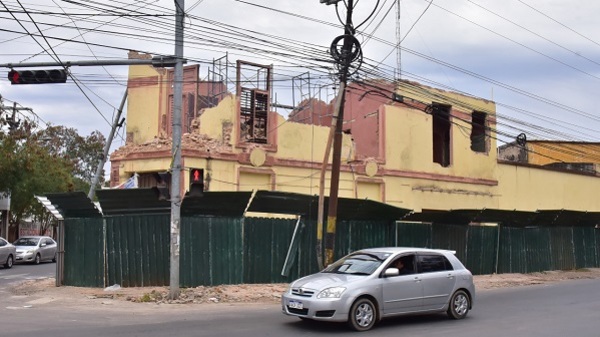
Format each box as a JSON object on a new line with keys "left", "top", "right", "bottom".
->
{"left": 281, "top": 292, "right": 351, "bottom": 322}
{"left": 15, "top": 252, "right": 35, "bottom": 262}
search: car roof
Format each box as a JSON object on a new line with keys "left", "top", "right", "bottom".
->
{"left": 17, "top": 236, "right": 49, "bottom": 239}
{"left": 357, "top": 247, "right": 456, "bottom": 255}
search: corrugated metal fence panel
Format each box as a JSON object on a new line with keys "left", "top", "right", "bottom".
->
{"left": 596, "top": 229, "right": 600, "bottom": 267}
{"left": 523, "top": 227, "right": 552, "bottom": 273}
{"left": 180, "top": 217, "right": 244, "bottom": 287}
{"left": 549, "top": 227, "right": 575, "bottom": 270}
{"left": 63, "top": 218, "right": 104, "bottom": 287}
{"left": 243, "top": 217, "right": 298, "bottom": 284}
{"left": 335, "top": 220, "right": 395, "bottom": 257}
{"left": 105, "top": 215, "right": 169, "bottom": 287}
{"left": 572, "top": 227, "right": 597, "bottom": 268}
{"left": 432, "top": 224, "right": 468, "bottom": 262}
{"left": 296, "top": 219, "right": 322, "bottom": 277}
{"left": 396, "top": 222, "right": 432, "bottom": 248}
{"left": 497, "top": 227, "right": 527, "bottom": 273}
{"left": 465, "top": 226, "right": 498, "bottom": 275}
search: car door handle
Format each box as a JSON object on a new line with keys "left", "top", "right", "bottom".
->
{"left": 447, "top": 274, "right": 454, "bottom": 279}
{"left": 413, "top": 277, "right": 421, "bottom": 283}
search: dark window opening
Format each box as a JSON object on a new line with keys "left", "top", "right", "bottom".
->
{"left": 239, "top": 88, "right": 268, "bottom": 143}
{"left": 432, "top": 103, "right": 451, "bottom": 167}
{"left": 471, "top": 111, "right": 487, "bottom": 153}
{"left": 237, "top": 61, "right": 272, "bottom": 144}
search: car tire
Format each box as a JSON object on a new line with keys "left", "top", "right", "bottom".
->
{"left": 348, "top": 298, "right": 377, "bottom": 331}
{"left": 4, "top": 255, "right": 13, "bottom": 269}
{"left": 52, "top": 253, "right": 57, "bottom": 263}
{"left": 34, "top": 254, "right": 41, "bottom": 265}
{"left": 447, "top": 290, "right": 470, "bottom": 319}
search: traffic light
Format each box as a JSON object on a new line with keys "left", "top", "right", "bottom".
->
{"left": 8, "top": 69, "right": 68, "bottom": 85}
{"left": 188, "top": 168, "right": 204, "bottom": 197}
{"left": 153, "top": 171, "right": 171, "bottom": 201}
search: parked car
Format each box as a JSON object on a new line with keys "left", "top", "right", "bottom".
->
{"left": 281, "top": 247, "right": 475, "bottom": 331}
{"left": 0, "top": 237, "right": 16, "bottom": 268}
{"left": 13, "top": 236, "right": 57, "bottom": 264}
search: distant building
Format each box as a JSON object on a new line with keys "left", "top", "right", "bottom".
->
{"left": 110, "top": 52, "right": 600, "bottom": 213}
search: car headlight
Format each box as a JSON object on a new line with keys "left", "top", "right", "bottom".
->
{"left": 317, "top": 286, "right": 346, "bottom": 299}
{"left": 26, "top": 250, "right": 33, "bottom": 254}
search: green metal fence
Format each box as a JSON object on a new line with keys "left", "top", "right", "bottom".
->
{"left": 61, "top": 215, "right": 600, "bottom": 287}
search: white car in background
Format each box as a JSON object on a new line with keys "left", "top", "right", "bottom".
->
{"left": 13, "top": 236, "right": 57, "bottom": 264}
{"left": 0, "top": 237, "right": 16, "bottom": 268}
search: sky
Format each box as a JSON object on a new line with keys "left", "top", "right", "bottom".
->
{"left": 1, "top": 0, "right": 600, "bottom": 176}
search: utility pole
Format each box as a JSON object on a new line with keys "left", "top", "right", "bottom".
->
{"left": 318, "top": 0, "right": 361, "bottom": 266}
{"left": 169, "top": 0, "right": 185, "bottom": 300}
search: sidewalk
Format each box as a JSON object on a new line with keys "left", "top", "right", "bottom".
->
{"left": 6, "top": 268, "right": 600, "bottom": 310}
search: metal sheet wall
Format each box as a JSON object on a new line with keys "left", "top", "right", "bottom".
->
{"left": 549, "top": 227, "right": 575, "bottom": 271}
{"left": 105, "top": 215, "right": 170, "bottom": 287}
{"left": 573, "top": 227, "right": 598, "bottom": 268}
{"left": 497, "top": 227, "right": 527, "bottom": 273}
{"left": 466, "top": 226, "right": 498, "bottom": 275}
{"left": 432, "top": 224, "right": 468, "bottom": 262}
{"left": 335, "top": 220, "right": 395, "bottom": 257}
{"left": 396, "top": 222, "right": 432, "bottom": 248}
{"left": 523, "top": 227, "right": 552, "bottom": 273}
{"left": 63, "top": 218, "right": 104, "bottom": 287}
{"left": 180, "top": 217, "right": 244, "bottom": 287}
{"left": 244, "top": 217, "right": 299, "bottom": 283}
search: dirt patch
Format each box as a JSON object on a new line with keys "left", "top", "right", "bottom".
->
{"left": 10, "top": 268, "right": 600, "bottom": 306}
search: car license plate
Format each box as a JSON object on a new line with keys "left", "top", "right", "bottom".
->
{"left": 289, "top": 300, "right": 303, "bottom": 310}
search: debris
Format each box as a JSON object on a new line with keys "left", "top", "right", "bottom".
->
{"left": 104, "top": 284, "right": 121, "bottom": 292}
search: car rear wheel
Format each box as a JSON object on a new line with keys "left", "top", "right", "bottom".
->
{"left": 348, "top": 298, "right": 377, "bottom": 331}
{"left": 447, "top": 290, "right": 470, "bottom": 319}
{"left": 4, "top": 255, "right": 13, "bottom": 268}
{"left": 34, "top": 254, "right": 41, "bottom": 265}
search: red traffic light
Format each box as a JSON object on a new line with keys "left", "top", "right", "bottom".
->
{"left": 188, "top": 168, "right": 204, "bottom": 197}
{"left": 8, "top": 69, "right": 67, "bottom": 85}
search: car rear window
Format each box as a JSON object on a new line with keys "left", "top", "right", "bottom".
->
{"left": 417, "top": 254, "right": 453, "bottom": 273}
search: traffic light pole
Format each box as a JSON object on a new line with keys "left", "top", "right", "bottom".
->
{"left": 169, "top": 0, "right": 185, "bottom": 300}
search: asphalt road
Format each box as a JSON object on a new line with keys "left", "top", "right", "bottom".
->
{"left": 0, "top": 261, "right": 55, "bottom": 287}
{"left": 2, "top": 278, "right": 599, "bottom": 337}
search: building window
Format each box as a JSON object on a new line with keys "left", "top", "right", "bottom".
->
{"left": 432, "top": 103, "right": 451, "bottom": 167}
{"left": 237, "top": 60, "right": 271, "bottom": 144}
{"left": 471, "top": 111, "right": 487, "bottom": 153}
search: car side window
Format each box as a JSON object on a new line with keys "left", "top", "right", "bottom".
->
{"left": 0, "top": 239, "right": 6, "bottom": 247}
{"left": 388, "top": 254, "right": 416, "bottom": 276}
{"left": 417, "top": 254, "right": 453, "bottom": 273}
{"left": 45, "top": 239, "right": 54, "bottom": 245}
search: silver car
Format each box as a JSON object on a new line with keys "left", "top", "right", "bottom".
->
{"left": 282, "top": 247, "right": 475, "bottom": 331}
{"left": 13, "top": 236, "right": 57, "bottom": 264}
{"left": 0, "top": 237, "right": 16, "bottom": 268}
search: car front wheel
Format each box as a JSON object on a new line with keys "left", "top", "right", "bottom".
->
{"left": 4, "top": 255, "right": 13, "bottom": 268}
{"left": 447, "top": 290, "right": 470, "bottom": 319}
{"left": 34, "top": 254, "right": 41, "bottom": 265}
{"left": 348, "top": 298, "right": 377, "bottom": 331}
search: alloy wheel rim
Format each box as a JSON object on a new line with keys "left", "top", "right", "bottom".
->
{"left": 454, "top": 294, "right": 468, "bottom": 316}
{"left": 356, "top": 303, "right": 374, "bottom": 327}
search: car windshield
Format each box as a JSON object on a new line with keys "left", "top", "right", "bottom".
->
{"left": 14, "top": 238, "right": 39, "bottom": 246}
{"left": 322, "top": 252, "right": 386, "bottom": 275}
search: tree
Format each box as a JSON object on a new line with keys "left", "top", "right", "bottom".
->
{"left": 0, "top": 118, "right": 105, "bottom": 241}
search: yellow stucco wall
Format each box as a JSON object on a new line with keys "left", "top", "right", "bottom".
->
{"left": 126, "top": 65, "right": 166, "bottom": 145}
{"left": 497, "top": 163, "right": 600, "bottom": 211}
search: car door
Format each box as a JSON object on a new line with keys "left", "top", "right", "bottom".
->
{"left": 41, "top": 238, "right": 55, "bottom": 260}
{"left": 381, "top": 254, "right": 424, "bottom": 315}
{"left": 417, "top": 253, "right": 457, "bottom": 311}
{"left": 0, "top": 238, "right": 7, "bottom": 262}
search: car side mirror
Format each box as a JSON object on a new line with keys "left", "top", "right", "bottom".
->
{"left": 40, "top": 243, "right": 46, "bottom": 247}
{"left": 384, "top": 268, "right": 399, "bottom": 277}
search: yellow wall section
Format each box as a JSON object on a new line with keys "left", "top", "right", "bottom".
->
{"left": 357, "top": 182, "right": 382, "bottom": 201}
{"left": 239, "top": 171, "right": 272, "bottom": 191}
